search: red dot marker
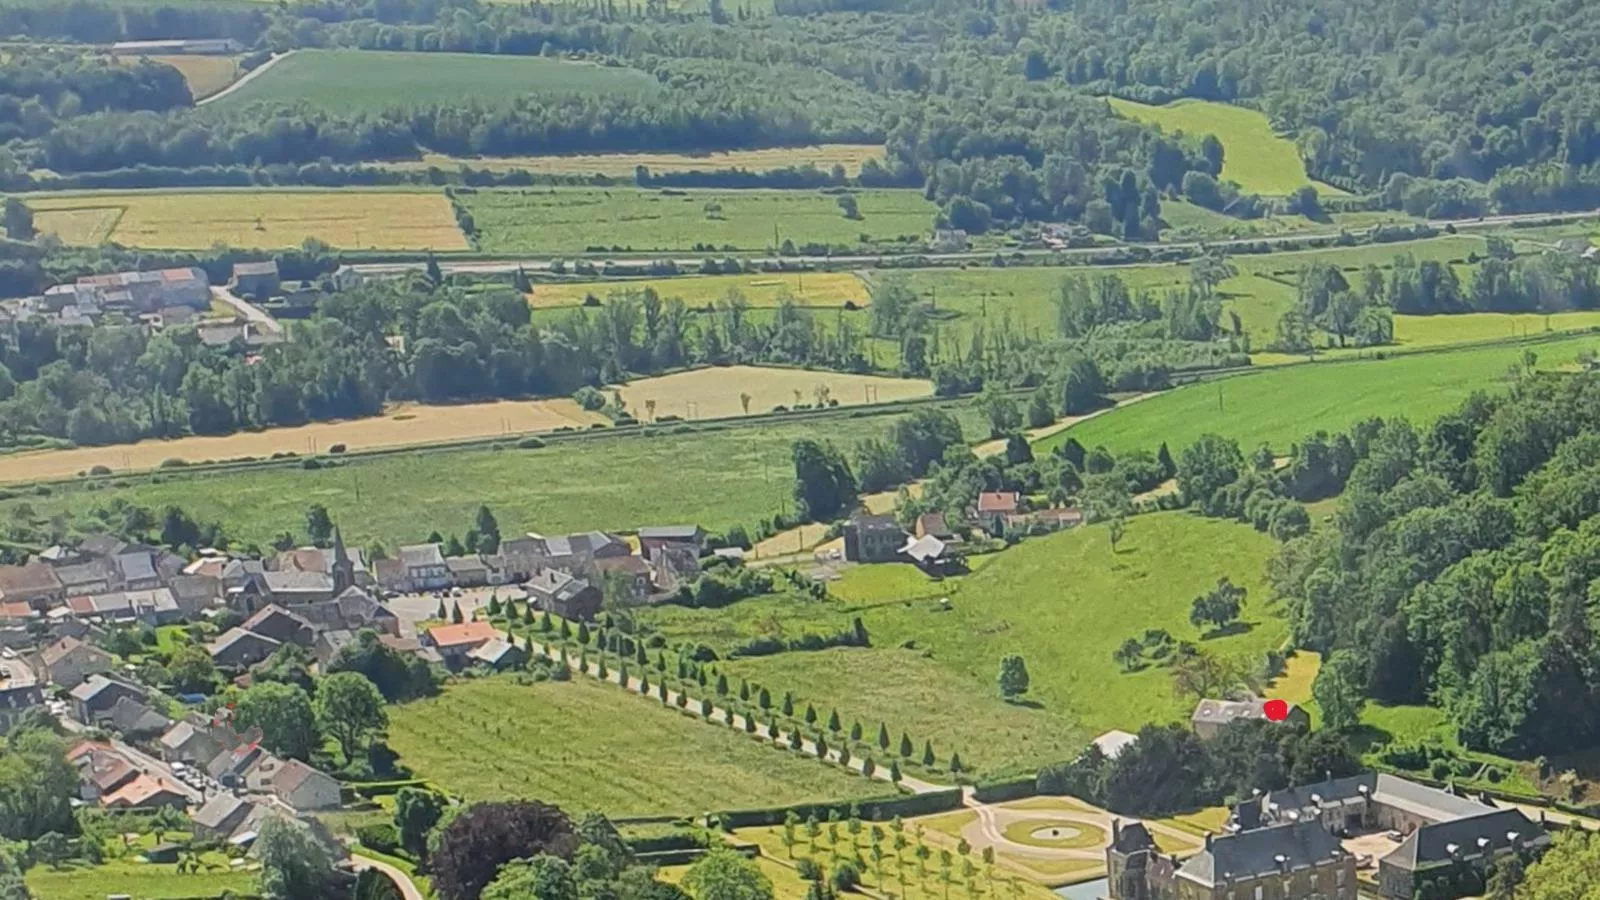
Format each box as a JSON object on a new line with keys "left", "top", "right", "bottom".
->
{"left": 1263, "top": 699, "right": 1289, "bottom": 722}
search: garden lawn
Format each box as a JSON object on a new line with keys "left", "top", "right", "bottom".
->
{"left": 459, "top": 187, "right": 934, "bottom": 254}
{"left": 1040, "top": 332, "right": 1600, "bottom": 456}
{"left": 386, "top": 675, "right": 882, "bottom": 815}
{"left": 211, "top": 50, "right": 655, "bottom": 111}
{"left": 646, "top": 512, "right": 1282, "bottom": 775}
{"left": 25, "top": 857, "right": 254, "bottom": 900}
{"left": 1104, "top": 98, "right": 1344, "bottom": 197}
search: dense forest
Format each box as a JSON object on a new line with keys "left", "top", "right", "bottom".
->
{"left": 1263, "top": 371, "right": 1600, "bottom": 757}
{"left": 3, "top": 0, "right": 1599, "bottom": 228}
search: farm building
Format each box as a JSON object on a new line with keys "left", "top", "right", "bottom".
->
{"left": 843, "top": 514, "right": 904, "bottom": 563}
{"left": 231, "top": 260, "right": 281, "bottom": 298}
{"left": 74, "top": 267, "right": 212, "bottom": 314}
{"left": 111, "top": 38, "right": 242, "bottom": 55}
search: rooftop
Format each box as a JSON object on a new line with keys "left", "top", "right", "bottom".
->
{"left": 426, "top": 620, "right": 500, "bottom": 649}
{"left": 1178, "top": 821, "right": 1345, "bottom": 887}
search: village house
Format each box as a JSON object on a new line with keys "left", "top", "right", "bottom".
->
{"left": 638, "top": 526, "right": 705, "bottom": 562}
{"left": 105, "top": 696, "right": 172, "bottom": 741}
{"left": 444, "top": 555, "right": 499, "bottom": 588}
{"left": 100, "top": 773, "right": 187, "bottom": 811}
{"left": 899, "top": 534, "right": 960, "bottom": 576}
{"left": 30, "top": 635, "right": 112, "bottom": 688}
{"left": 422, "top": 620, "right": 501, "bottom": 667}
{"left": 299, "top": 586, "right": 398, "bottom": 637}
{"left": 208, "top": 628, "right": 281, "bottom": 670}
{"left": 70, "top": 675, "right": 147, "bottom": 726}
{"left": 247, "top": 755, "right": 341, "bottom": 811}
{"left": 190, "top": 793, "right": 260, "bottom": 843}
{"left": 261, "top": 570, "right": 336, "bottom": 605}
{"left": 843, "top": 514, "right": 905, "bottom": 563}
{"left": 974, "top": 491, "right": 1022, "bottom": 536}
{"left": 0, "top": 562, "right": 65, "bottom": 608}
{"left": 396, "top": 544, "right": 451, "bottom": 593}
{"left": 499, "top": 531, "right": 630, "bottom": 580}
{"left": 1191, "top": 698, "right": 1311, "bottom": 739}
{"left": 914, "top": 512, "right": 956, "bottom": 540}
{"left": 67, "top": 741, "right": 137, "bottom": 801}
{"left": 467, "top": 637, "right": 526, "bottom": 672}
{"left": 525, "top": 568, "right": 603, "bottom": 622}
{"left": 74, "top": 267, "right": 211, "bottom": 313}
{"left": 230, "top": 260, "right": 281, "bottom": 298}
{"left": 158, "top": 714, "right": 246, "bottom": 766}
{"left": 591, "top": 554, "right": 654, "bottom": 600}
{"left": 240, "top": 604, "right": 316, "bottom": 647}
{"left": 0, "top": 652, "right": 42, "bottom": 735}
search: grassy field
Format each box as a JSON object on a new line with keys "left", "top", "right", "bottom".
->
{"left": 27, "top": 189, "right": 468, "bottom": 251}
{"left": 25, "top": 856, "right": 254, "bottom": 900}
{"left": 212, "top": 49, "right": 656, "bottom": 111}
{"left": 612, "top": 366, "right": 931, "bottom": 421}
{"left": 529, "top": 271, "right": 870, "bottom": 309}
{"left": 1105, "top": 98, "right": 1343, "bottom": 197}
{"left": 459, "top": 187, "right": 935, "bottom": 254}
{"left": 641, "top": 512, "right": 1282, "bottom": 774}
{"left": 2, "top": 401, "right": 982, "bottom": 551}
{"left": 1039, "top": 332, "right": 1600, "bottom": 456}
{"left": 122, "top": 53, "right": 239, "bottom": 99}
{"left": 386, "top": 675, "right": 881, "bottom": 814}
{"left": 1159, "top": 199, "right": 1421, "bottom": 242}
{"left": 0, "top": 398, "right": 603, "bottom": 485}
{"left": 395, "top": 145, "right": 884, "bottom": 177}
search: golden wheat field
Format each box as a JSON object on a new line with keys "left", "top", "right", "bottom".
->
{"left": 395, "top": 144, "right": 884, "bottom": 177}
{"left": 25, "top": 190, "right": 469, "bottom": 251}
{"left": 139, "top": 54, "right": 240, "bottom": 99}
{"left": 528, "top": 271, "right": 870, "bottom": 309}
{"left": 0, "top": 399, "right": 603, "bottom": 484}
{"left": 611, "top": 365, "right": 931, "bottom": 421}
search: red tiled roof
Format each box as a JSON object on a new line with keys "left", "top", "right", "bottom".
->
{"left": 976, "top": 492, "right": 1020, "bottom": 513}
{"left": 425, "top": 620, "right": 499, "bottom": 649}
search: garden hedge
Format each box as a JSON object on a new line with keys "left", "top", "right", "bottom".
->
{"left": 714, "top": 788, "right": 962, "bottom": 829}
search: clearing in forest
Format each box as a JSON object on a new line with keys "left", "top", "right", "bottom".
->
{"left": 26, "top": 189, "right": 468, "bottom": 251}
{"left": 528, "top": 271, "right": 870, "bottom": 309}
{"left": 610, "top": 365, "right": 931, "bottom": 420}
{"left": 137, "top": 54, "right": 240, "bottom": 99}
{"left": 1106, "top": 97, "right": 1345, "bottom": 197}
{"left": 386, "top": 675, "right": 882, "bottom": 815}
{"left": 208, "top": 49, "right": 657, "bottom": 112}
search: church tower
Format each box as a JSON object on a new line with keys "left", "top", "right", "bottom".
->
{"left": 331, "top": 527, "right": 355, "bottom": 594}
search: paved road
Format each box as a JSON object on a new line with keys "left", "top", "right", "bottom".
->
{"left": 197, "top": 51, "right": 295, "bottom": 107}
{"left": 520, "top": 632, "right": 945, "bottom": 794}
{"left": 211, "top": 286, "right": 283, "bottom": 338}
{"left": 348, "top": 208, "right": 1600, "bottom": 277}
{"left": 350, "top": 853, "right": 427, "bottom": 900}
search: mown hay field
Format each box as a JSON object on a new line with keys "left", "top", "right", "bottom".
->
{"left": 612, "top": 365, "right": 931, "bottom": 421}
{"left": 136, "top": 54, "right": 239, "bottom": 99}
{"left": 386, "top": 675, "right": 883, "bottom": 814}
{"left": 397, "top": 144, "right": 885, "bottom": 177}
{"left": 528, "top": 271, "right": 870, "bottom": 309}
{"left": 459, "top": 187, "right": 935, "bottom": 254}
{"left": 26, "top": 189, "right": 468, "bottom": 251}
{"left": 211, "top": 49, "right": 657, "bottom": 112}
{"left": 1105, "top": 97, "right": 1346, "bottom": 197}
{"left": 0, "top": 399, "right": 601, "bottom": 484}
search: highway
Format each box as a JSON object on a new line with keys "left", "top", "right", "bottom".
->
{"left": 347, "top": 207, "right": 1600, "bottom": 278}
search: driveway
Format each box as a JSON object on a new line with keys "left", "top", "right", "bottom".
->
{"left": 350, "top": 853, "right": 426, "bottom": 900}
{"left": 385, "top": 586, "right": 511, "bottom": 637}
{"left": 210, "top": 286, "right": 283, "bottom": 338}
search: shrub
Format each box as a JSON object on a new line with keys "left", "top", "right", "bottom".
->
{"left": 88, "top": 465, "right": 112, "bottom": 476}
{"left": 795, "top": 858, "right": 820, "bottom": 881}
{"left": 573, "top": 386, "right": 606, "bottom": 411}
{"left": 159, "top": 457, "right": 187, "bottom": 468}
{"left": 518, "top": 437, "right": 546, "bottom": 449}
{"left": 356, "top": 823, "right": 399, "bottom": 855}
{"left": 328, "top": 443, "right": 347, "bottom": 454}
{"left": 1429, "top": 759, "right": 1452, "bottom": 781}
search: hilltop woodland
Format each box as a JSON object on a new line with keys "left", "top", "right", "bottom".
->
{"left": 1262, "top": 368, "right": 1600, "bottom": 759}
{"left": 0, "top": 0, "right": 1596, "bottom": 227}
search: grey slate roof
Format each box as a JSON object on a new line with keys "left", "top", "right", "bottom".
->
{"left": 115, "top": 551, "right": 157, "bottom": 584}
{"left": 1384, "top": 808, "right": 1547, "bottom": 871}
{"left": 638, "top": 525, "right": 703, "bottom": 540}
{"left": 849, "top": 514, "right": 901, "bottom": 533}
{"left": 399, "top": 544, "right": 445, "bottom": 569}
{"left": 1264, "top": 773, "right": 1490, "bottom": 824}
{"left": 1178, "top": 821, "right": 1344, "bottom": 887}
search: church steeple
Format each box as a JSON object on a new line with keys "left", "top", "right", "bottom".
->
{"left": 331, "top": 526, "right": 355, "bottom": 593}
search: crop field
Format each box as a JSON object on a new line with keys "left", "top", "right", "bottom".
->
{"left": 612, "top": 365, "right": 931, "bottom": 420}
{"left": 386, "top": 675, "right": 881, "bottom": 814}
{"left": 1105, "top": 97, "right": 1345, "bottom": 197}
{"left": 0, "top": 398, "right": 603, "bottom": 485}
{"left": 528, "top": 271, "right": 870, "bottom": 309}
{"left": 25, "top": 189, "right": 468, "bottom": 251}
{"left": 3, "top": 401, "right": 985, "bottom": 550}
{"left": 1039, "top": 332, "right": 1600, "bottom": 457}
{"left": 139, "top": 53, "right": 239, "bottom": 98}
{"left": 395, "top": 144, "right": 885, "bottom": 177}
{"left": 641, "top": 512, "right": 1281, "bottom": 774}
{"left": 458, "top": 187, "right": 936, "bottom": 254}
{"left": 211, "top": 49, "right": 657, "bottom": 111}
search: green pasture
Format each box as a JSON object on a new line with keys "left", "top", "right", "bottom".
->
{"left": 1105, "top": 97, "right": 1343, "bottom": 197}
{"left": 1038, "top": 333, "right": 1600, "bottom": 457}
{"left": 459, "top": 187, "right": 935, "bottom": 254}
{"left": 212, "top": 50, "right": 657, "bottom": 112}
{"left": 25, "top": 855, "right": 254, "bottom": 900}
{"left": 386, "top": 674, "right": 881, "bottom": 814}
{"left": 641, "top": 512, "right": 1282, "bottom": 774}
